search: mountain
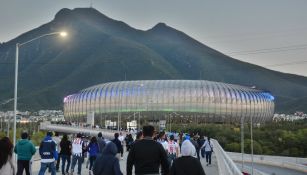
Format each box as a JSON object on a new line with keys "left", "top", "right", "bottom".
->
{"left": 0, "top": 7, "right": 307, "bottom": 113}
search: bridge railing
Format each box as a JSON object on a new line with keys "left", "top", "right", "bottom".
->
{"left": 212, "top": 139, "right": 242, "bottom": 175}
{"left": 40, "top": 122, "right": 126, "bottom": 139}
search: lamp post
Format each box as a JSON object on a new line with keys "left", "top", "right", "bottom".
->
{"left": 13, "top": 31, "right": 67, "bottom": 151}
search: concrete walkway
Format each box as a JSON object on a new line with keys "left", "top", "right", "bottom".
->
{"left": 32, "top": 151, "right": 219, "bottom": 175}
{"left": 200, "top": 152, "right": 219, "bottom": 175}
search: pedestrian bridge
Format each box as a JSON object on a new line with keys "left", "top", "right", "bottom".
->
{"left": 40, "top": 122, "right": 307, "bottom": 175}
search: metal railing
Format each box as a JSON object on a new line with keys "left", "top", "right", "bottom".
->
{"left": 40, "top": 122, "right": 126, "bottom": 139}
{"left": 212, "top": 139, "right": 243, "bottom": 175}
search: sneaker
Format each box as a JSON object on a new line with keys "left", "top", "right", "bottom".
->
{"left": 121, "top": 157, "right": 124, "bottom": 160}
{"left": 206, "top": 163, "right": 208, "bottom": 166}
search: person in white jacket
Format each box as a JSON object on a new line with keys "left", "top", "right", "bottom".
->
{"left": 201, "top": 137, "right": 213, "bottom": 166}
{"left": 0, "top": 137, "right": 16, "bottom": 175}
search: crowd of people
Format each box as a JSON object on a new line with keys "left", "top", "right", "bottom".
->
{"left": 0, "top": 125, "right": 214, "bottom": 175}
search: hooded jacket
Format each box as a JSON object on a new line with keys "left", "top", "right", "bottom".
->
{"left": 170, "top": 140, "right": 206, "bottom": 175}
{"left": 14, "top": 139, "right": 36, "bottom": 160}
{"left": 93, "top": 142, "right": 123, "bottom": 175}
{"left": 97, "top": 137, "right": 106, "bottom": 154}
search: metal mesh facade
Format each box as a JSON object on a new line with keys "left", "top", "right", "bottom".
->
{"left": 64, "top": 80, "right": 275, "bottom": 123}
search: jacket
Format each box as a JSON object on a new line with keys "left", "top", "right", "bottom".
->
{"left": 39, "top": 136, "right": 58, "bottom": 163}
{"left": 112, "top": 138, "right": 123, "bottom": 154}
{"left": 97, "top": 137, "right": 106, "bottom": 154}
{"left": 60, "top": 140, "right": 72, "bottom": 156}
{"left": 88, "top": 142, "right": 99, "bottom": 157}
{"left": 14, "top": 139, "right": 36, "bottom": 160}
{"left": 170, "top": 140, "right": 205, "bottom": 175}
{"left": 127, "top": 137, "right": 169, "bottom": 175}
{"left": 72, "top": 138, "right": 84, "bottom": 157}
{"left": 170, "top": 156, "right": 205, "bottom": 175}
{"left": 93, "top": 142, "right": 123, "bottom": 175}
{"left": 202, "top": 140, "right": 213, "bottom": 152}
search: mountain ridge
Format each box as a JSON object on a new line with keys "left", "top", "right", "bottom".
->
{"left": 0, "top": 7, "right": 307, "bottom": 114}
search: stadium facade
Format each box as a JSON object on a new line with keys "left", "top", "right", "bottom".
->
{"left": 63, "top": 80, "right": 275, "bottom": 123}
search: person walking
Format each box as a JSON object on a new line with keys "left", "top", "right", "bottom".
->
{"left": 199, "top": 136, "right": 206, "bottom": 158}
{"left": 167, "top": 135, "right": 179, "bottom": 166}
{"left": 71, "top": 133, "right": 86, "bottom": 175}
{"left": 0, "top": 137, "right": 15, "bottom": 175}
{"left": 88, "top": 136, "right": 99, "bottom": 171}
{"left": 14, "top": 132, "right": 36, "bottom": 175}
{"left": 201, "top": 137, "right": 213, "bottom": 166}
{"left": 38, "top": 131, "right": 58, "bottom": 175}
{"left": 190, "top": 134, "right": 200, "bottom": 160}
{"left": 157, "top": 131, "right": 168, "bottom": 153}
{"left": 60, "top": 134, "right": 71, "bottom": 175}
{"left": 93, "top": 142, "right": 123, "bottom": 175}
{"left": 170, "top": 140, "right": 206, "bottom": 175}
{"left": 112, "top": 133, "right": 123, "bottom": 160}
{"left": 97, "top": 132, "right": 106, "bottom": 156}
{"left": 53, "top": 132, "right": 61, "bottom": 172}
{"left": 130, "top": 131, "right": 143, "bottom": 149}
{"left": 125, "top": 134, "right": 134, "bottom": 152}
{"left": 127, "top": 125, "right": 169, "bottom": 175}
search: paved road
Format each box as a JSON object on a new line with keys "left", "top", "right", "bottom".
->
{"left": 32, "top": 151, "right": 218, "bottom": 175}
{"left": 236, "top": 162, "right": 306, "bottom": 175}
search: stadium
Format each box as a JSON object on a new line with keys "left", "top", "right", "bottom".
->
{"left": 63, "top": 80, "right": 274, "bottom": 124}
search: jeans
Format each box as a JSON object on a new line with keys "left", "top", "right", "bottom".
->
{"left": 17, "top": 160, "right": 30, "bottom": 175}
{"left": 61, "top": 155, "right": 71, "bottom": 174}
{"left": 56, "top": 153, "right": 61, "bottom": 171}
{"left": 196, "top": 149, "right": 200, "bottom": 160}
{"left": 89, "top": 156, "right": 96, "bottom": 170}
{"left": 201, "top": 148, "right": 205, "bottom": 158}
{"left": 205, "top": 151, "right": 212, "bottom": 164}
{"left": 167, "top": 154, "right": 176, "bottom": 166}
{"left": 38, "top": 162, "right": 56, "bottom": 175}
{"left": 71, "top": 155, "right": 83, "bottom": 174}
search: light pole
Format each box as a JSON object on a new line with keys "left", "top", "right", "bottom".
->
{"left": 13, "top": 31, "right": 67, "bottom": 151}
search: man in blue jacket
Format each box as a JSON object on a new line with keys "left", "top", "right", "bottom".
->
{"left": 38, "top": 131, "right": 58, "bottom": 175}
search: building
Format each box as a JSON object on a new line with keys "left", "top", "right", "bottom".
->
{"left": 63, "top": 80, "right": 275, "bottom": 124}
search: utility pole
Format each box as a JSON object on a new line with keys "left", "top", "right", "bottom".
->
{"left": 0, "top": 117, "right": 2, "bottom": 131}
{"left": 241, "top": 117, "right": 244, "bottom": 171}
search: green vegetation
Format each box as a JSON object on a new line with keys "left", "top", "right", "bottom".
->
{"left": 171, "top": 120, "right": 307, "bottom": 157}
{"left": 0, "top": 123, "right": 46, "bottom": 146}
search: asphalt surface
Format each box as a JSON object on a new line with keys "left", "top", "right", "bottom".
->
{"left": 31, "top": 149, "right": 218, "bottom": 175}
{"left": 237, "top": 162, "right": 306, "bottom": 175}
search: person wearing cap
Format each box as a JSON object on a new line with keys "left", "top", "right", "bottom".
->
{"left": 38, "top": 131, "right": 58, "bottom": 175}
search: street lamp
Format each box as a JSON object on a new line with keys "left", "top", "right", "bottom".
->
{"left": 13, "top": 31, "right": 67, "bottom": 151}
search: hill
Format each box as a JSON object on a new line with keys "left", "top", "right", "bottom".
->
{"left": 1, "top": 8, "right": 307, "bottom": 113}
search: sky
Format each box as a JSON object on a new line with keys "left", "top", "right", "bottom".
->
{"left": 1, "top": 0, "right": 307, "bottom": 76}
